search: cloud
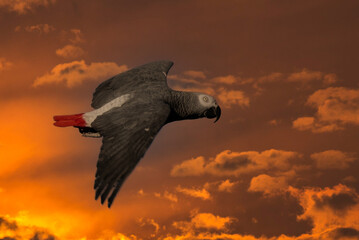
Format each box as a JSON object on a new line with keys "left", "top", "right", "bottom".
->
{"left": 269, "top": 119, "right": 279, "bottom": 126}
{"left": 168, "top": 74, "right": 202, "bottom": 85}
{"left": 323, "top": 73, "right": 338, "bottom": 85}
{"left": 248, "top": 174, "right": 288, "bottom": 196}
{"left": 154, "top": 191, "right": 178, "bottom": 203}
{"left": 287, "top": 69, "right": 323, "bottom": 83}
{"left": 292, "top": 117, "right": 342, "bottom": 133}
{"left": 217, "top": 179, "right": 237, "bottom": 192}
{"left": 16, "top": 24, "right": 55, "bottom": 34}
{"left": 0, "top": 58, "right": 12, "bottom": 72}
{"left": 217, "top": 88, "right": 250, "bottom": 108}
{"left": 289, "top": 184, "right": 359, "bottom": 235}
{"left": 212, "top": 75, "right": 237, "bottom": 84}
{"left": 33, "top": 60, "right": 128, "bottom": 87}
{"left": 202, "top": 179, "right": 238, "bottom": 193}
{"left": 257, "top": 72, "right": 284, "bottom": 84}
{"left": 0, "top": 0, "right": 55, "bottom": 14}
{"left": 171, "top": 156, "right": 206, "bottom": 177}
{"left": 251, "top": 70, "right": 337, "bottom": 95}
{"left": 163, "top": 232, "right": 269, "bottom": 240}
{"left": 310, "top": 150, "right": 356, "bottom": 170}
{"left": 92, "top": 230, "right": 136, "bottom": 240}
{"left": 183, "top": 70, "right": 206, "bottom": 79}
{"left": 255, "top": 69, "right": 337, "bottom": 86}
{"left": 293, "top": 87, "right": 359, "bottom": 132}
{"left": 55, "top": 45, "right": 85, "bottom": 59}
{"left": 166, "top": 185, "right": 359, "bottom": 240}
{"left": 173, "top": 212, "right": 235, "bottom": 232}
{"left": 319, "top": 227, "right": 359, "bottom": 240}
{"left": 69, "top": 29, "right": 84, "bottom": 44}
{"left": 171, "top": 149, "right": 300, "bottom": 177}
{"left": 176, "top": 186, "right": 211, "bottom": 200}
{"left": 138, "top": 217, "right": 160, "bottom": 237}
{"left": 0, "top": 215, "right": 57, "bottom": 240}
{"left": 190, "top": 213, "right": 234, "bottom": 230}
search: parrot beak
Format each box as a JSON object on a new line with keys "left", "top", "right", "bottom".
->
{"left": 214, "top": 105, "right": 221, "bottom": 123}
{"left": 204, "top": 105, "right": 221, "bottom": 123}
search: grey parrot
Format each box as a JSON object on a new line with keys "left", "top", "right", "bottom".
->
{"left": 53, "top": 61, "right": 221, "bottom": 207}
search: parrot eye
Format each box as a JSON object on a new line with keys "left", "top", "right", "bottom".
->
{"left": 203, "top": 96, "right": 209, "bottom": 102}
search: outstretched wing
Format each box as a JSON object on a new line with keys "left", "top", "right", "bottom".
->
{"left": 91, "top": 101, "right": 170, "bottom": 208}
{"left": 91, "top": 60, "right": 173, "bottom": 109}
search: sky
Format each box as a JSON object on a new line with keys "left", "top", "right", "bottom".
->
{"left": 1, "top": 0, "right": 359, "bottom": 239}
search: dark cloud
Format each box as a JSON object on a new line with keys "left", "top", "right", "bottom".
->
{"left": 30, "top": 232, "right": 56, "bottom": 240}
{"left": 328, "top": 227, "right": 359, "bottom": 239}
{"left": 0, "top": 217, "right": 18, "bottom": 230}
{"left": 314, "top": 192, "right": 358, "bottom": 212}
{"left": 0, "top": 215, "right": 57, "bottom": 240}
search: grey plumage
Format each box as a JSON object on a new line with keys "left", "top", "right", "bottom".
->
{"left": 85, "top": 61, "right": 221, "bottom": 207}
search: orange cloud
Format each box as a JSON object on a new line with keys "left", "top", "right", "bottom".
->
{"left": 293, "top": 87, "right": 359, "bottom": 133}
{"left": 33, "top": 60, "right": 128, "bottom": 87}
{"left": 190, "top": 213, "right": 234, "bottom": 230}
{"left": 217, "top": 88, "right": 250, "bottom": 108}
{"left": 55, "top": 44, "right": 85, "bottom": 59}
{"left": 257, "top": 72, "right": 284, "bottom": 83}
{"left": 19, "top": 23, "right": 55, "bottom": 33}
{"left": 176, "top": 186, "right": 211, "bottom": 200}
{"left": 0, "top": 57, "right": 13, "bottom": 71}
{"left": 69, "top": 29, "right": 84, "bottom": 44}
{"left": 310, "top": 150, "right": 356, "bottom": 170}
{"left": 323, "top": 73, "right": 338, "bottom": 85}
{"left": 0, "top": 0, "right": 55, "bottom": 14}
{"left": 212, "top": 75, "right": 237, "bottom": 84}
{"left": 173, "top": 212, "right": 235, "bottom": 232}
{"left": 89, "top": 230, "right": 136, "bottom": 240}
{"left": 287, "top": 69, "right": 323, "bottom": 83}
{"left": 163, "top": 184, "right": 359, "bottom": 240}
{"left": 154, "top": 191, "right": 178, "bottom": 203}
{"left": 253, "top": 69, "right": 336, "bottom": 89}
{"left": 217, "top": 179, "right": 237, "bottom": 192}
{"left": 170, "top": 156, "right": 206, "bottom": 177}
{"left": 288, "top": 184, "right": 359, "bottom": 235}
{"left": 252, "top": 70, "right": 337, "bottom": 96}
{"left": 172, "top": 149, "right": 300, "bottom": 177}
{"left": 292, "top": 117, "right": 341, "bottom": 133}
{"left": 248, "top": 174, "right": 288, "bottom": 196}
{"left": 183, "top": 70, "right": 206, "bottom": 79}
{"left": 0, "top": 214, "right": 57, "bottom": 240}
{"left": 138, "top": 217, "right": 160, "bottom": 237}
{"left": 163, "top": 232, "right": 269, "bottom": 240}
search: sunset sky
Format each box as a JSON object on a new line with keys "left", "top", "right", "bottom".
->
{"left": 1, "top": 1, "right": 359, "bottom": 239}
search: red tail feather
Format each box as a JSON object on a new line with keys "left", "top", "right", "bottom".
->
{"left": 53, "top": 113, "right": 86, "bottom": 127}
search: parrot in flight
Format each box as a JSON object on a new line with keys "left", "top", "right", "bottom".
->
{"left": 53, "top": 61, "right": 221, "bottom": 208}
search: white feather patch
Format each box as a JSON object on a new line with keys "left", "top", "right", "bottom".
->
{"left": 83, "top": 94, "right": 132, "bottom": 126}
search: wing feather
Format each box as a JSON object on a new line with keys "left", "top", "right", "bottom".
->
{"left": 91, "top": 61, "right": 173, "bottom": 109}
{"left": 91, "top": 101, "right": 170, "bottom": 207}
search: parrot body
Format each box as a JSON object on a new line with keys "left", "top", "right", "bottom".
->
{"left": 54, "top": 61, "right": 221, "bottom": 207}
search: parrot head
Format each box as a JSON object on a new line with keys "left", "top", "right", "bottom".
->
{"left": 197, "top": 94, "right": 221, "bottom": 123}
